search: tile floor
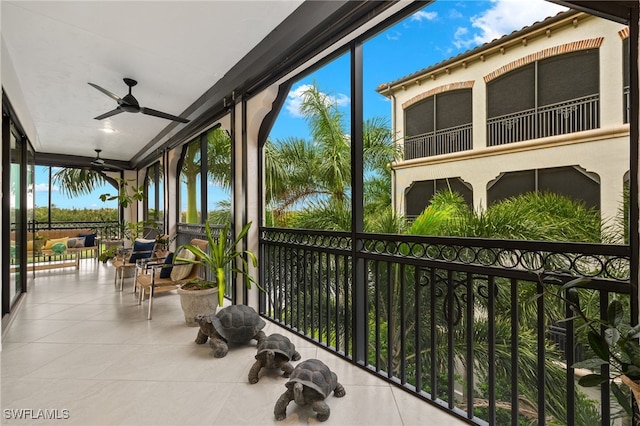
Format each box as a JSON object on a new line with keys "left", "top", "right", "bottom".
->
{"left": 1, "top": 260, "right": 467, "bottom": 426}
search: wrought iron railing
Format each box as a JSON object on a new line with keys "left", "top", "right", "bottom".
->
{"left": 404, "top": 123, "right": 473, "bottom": 160}
{"left": 260, "top": 227, "right": 632, "bottom": 425}
{"left": 487, "top": 94, "right": 600, "bottom": 147}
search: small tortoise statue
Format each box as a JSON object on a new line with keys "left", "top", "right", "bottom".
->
{"left": 274, "top": 358, "right": 346, "bottom": 422}
{"left": 194, "top": 305, "right": 266, "bottom": 358}
{"left": 248, "top": 333, "right": 301, "bottom": 384}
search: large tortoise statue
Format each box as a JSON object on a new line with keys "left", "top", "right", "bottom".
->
{"left": 274, "top": 358, "right": 346, "bottom": 422}
{"left": 194, "top": 305, "right": 266, "bottom": 358}
{"left": 248, "top": 333, "right": 301, "bottom": 384}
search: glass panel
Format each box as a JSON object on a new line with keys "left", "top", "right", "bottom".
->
{"left": 146, "top": 165, "right": 157, "bottom": 220}
{"left": 9, "top": 128, "right": 22, "bottom": 305}
{"left": 179, "top": 138, "right": 201, "bottom": 223}
{"left": 158, "top": 164, "right": 164, "bottom": 222}
{"left": 265, "top": 52, "right": 352, "bottom": 230}
{"left": 205, "top": 127, "right": 232, "bottom": 225}
{"left": 43, "top": 166, "right": 117, "bottom": 225}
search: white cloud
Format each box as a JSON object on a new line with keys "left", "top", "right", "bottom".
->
{"left": 453, "top": 0, "right": 568, "bottom": 50}
{"left": 35, "top": 183, "right": 58, "bottom": 192}
{"left": 285, "top": 84, "right": 350, "bottom": 118}
{"left": 448, "top": 9, "right": 463, "bottom": 20}
{"left": 411, "top": 10, "right": 438, "bottom": 22}
{"left": 386, "top": 30, "right": 401, "bottom": 41}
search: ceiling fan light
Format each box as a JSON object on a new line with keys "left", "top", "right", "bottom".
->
{"left": 100, "top": 127, "right": 116, "bottom": 133}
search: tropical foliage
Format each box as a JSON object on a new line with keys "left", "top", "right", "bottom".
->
{"left": 179, "top": 127, "right": 232, "bottom": 223}
{"left": 51, "top": 168, "right": 110, "bottom": 198}
{"left": 264, "top": 84, "right": 401, "bottom": 229}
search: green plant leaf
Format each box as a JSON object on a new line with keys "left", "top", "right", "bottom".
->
{"left": 559, "top": 277, "right": 590, "bottom": 291}
{"left": 604, "top": 327, "right": 621, "bottom": 346}
{"left": 588, "top": 330, "right": 611, "bottom": 362}
{"left": 571, "top": 358, "right": 608, "bottom": 369}
{"left": 565, "top": 287, "right": 581, "bottom": 312}
{"left": 625, "top": 365, "right": 640, "bottom": 380}
{"left": 626, "top": 323, "right": 640, "bottom": 339}
{"left": 611, "top": 381, "right": 633, "bottom": 417}
{"left": 577, "top": 373, "right": 609, "bottom": 387}
{"left": 621, "top": 340, "right": 640, "bottom": 368}
{"left": 608, "top": 299, "right": 624, "bottom": 327}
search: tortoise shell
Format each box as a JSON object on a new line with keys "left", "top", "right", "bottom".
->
{"left": 285, "top": 359, "right": 338, "bottom": 399}
{"left": 210, "top": 305, "right": 266, "bottom": 343}
{"left": 256, "top": 333, "right": 297, "bottom": 360}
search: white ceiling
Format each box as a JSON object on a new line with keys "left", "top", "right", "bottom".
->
{"left": 2, "top": 1, "right": 303, "bottom": 164}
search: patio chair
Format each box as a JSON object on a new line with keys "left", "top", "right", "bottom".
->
{"left": 112, "top": 238, "right": 158, "bottom": 291}
{"left": 135, "top": 238, "right": 208, "bottom": 320}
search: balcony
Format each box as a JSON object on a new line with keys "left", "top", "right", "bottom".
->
{"left": 403, "top": 95, "right": 601, "bottom": 162}
{"left": 260, "top": 228, "right": 632, "bottom": 425}
{"left": 1, "top": 259, "right": 466, "bottom": 425}
{"left": 404, "top": 123, "right": 473, "bottom": 160}
{"left": 487, "top": 94, "right": 600, "bottom": 147}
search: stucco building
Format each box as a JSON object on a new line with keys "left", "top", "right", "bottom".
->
{"left": 379, "top": 10, "right": 630, "bottom": 223}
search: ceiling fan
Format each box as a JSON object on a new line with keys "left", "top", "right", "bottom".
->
{"left": 89, "top": 149, "right": 124, "bottom": 171}
{"left": 88, "top": 78, "right": 190, "bottom": 123}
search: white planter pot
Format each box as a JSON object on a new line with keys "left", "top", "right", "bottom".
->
{"left": 177, "top": 286, "right": 219, "bottom": 326}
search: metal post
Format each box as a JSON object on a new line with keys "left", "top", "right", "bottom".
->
{"left": 351, "top": 40, "right": 366, "bottom": 364}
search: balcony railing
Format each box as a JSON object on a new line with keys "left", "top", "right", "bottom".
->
{"left": 404, "top": 123, "right": 473, "bottom": 160}
{"left": 487, "top": 94, "right": 600, "bottom": 147}
{"left": 260, "top": 227, "right": 631, "bottom": 425}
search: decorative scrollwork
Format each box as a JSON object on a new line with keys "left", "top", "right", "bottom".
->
{"left": 360, "top": 236, "right": 630, "bottom": 283}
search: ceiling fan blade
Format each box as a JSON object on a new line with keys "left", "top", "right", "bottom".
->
{"left": 140, "top": 107, "right": 190, "bottom": 123}
{"left": 94, "top": 108, "right": 123, "bottom": 120}
{"left": 88, "top": 82, "right": 121, "bottom": 101}
{"left": 102, "top": 163, "right": 124, "bottom": 171}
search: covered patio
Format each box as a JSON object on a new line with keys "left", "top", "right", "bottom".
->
{"left": 1, "top": 260, "right": 462, "bottom": 425}
{"left": 2, "top": 1, "right": 639, "bottom": 425}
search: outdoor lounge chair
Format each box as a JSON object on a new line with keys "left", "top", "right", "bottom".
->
{"left": 112, "top": 238, "right": 158, "bottom": 291}
{"left": 134, "top": 238, "right": 208, "bottom": 320}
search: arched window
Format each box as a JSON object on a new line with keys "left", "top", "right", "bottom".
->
{"left": 404, "top": 88, "right": 473, "bottom": 159}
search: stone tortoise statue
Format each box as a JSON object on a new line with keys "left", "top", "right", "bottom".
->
{"left": 248, "top": 333, "right": 301, "bottom": 384}
{"left": 274, "top": 358, "right": 346, "bottom": 422}
{"left": 194, "top": 304, "right": 266, "bottom": 358}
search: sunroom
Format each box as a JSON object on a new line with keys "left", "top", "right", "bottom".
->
{"left": 2, "top": 1, "right": 639, "bottom": 425}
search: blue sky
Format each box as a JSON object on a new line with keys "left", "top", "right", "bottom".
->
{"left": 38, "top": 0, "right": 568, "bottom": 211}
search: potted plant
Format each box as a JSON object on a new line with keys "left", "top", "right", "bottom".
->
{"left": 175, "top": 221, "right": 260, "bottom": 324}
{"left": 34, "top": 233, "right": 45, "bottom": 255}
{"left": 99, "top": 245, "right": 118, "bottom": 263}
{"left": 541, "top": 275, "right": 640, "bottom": 418}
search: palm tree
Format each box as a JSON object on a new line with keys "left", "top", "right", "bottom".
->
{"left": 180, "top": 127, "right": 232, "bottom": 223}
{"left": 265, "top": 83, "right": 400, "bottom": 230}
{"left": 51, "top": 168, "right": 111, "bottom": 198}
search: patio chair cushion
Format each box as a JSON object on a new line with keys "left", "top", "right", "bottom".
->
{"left": 170, "top": 248, "right": 196, "bottom": 281}
{"left": 44, "top": 237, "right": 69, "bottom": 250}
{"left": 129, "top": 239, "right": 156, "bottom": 263}
{"left": 78, "top": 232, "right": 97, "bottom": 247}
{"left": 159, "top": 252, "right": 174, "bottom": 278}
{"left": 51, "top": 242, "right": 67, "bottom": 254}
{"left": 74, "top": 237, "right": 86, "bottom": 248}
